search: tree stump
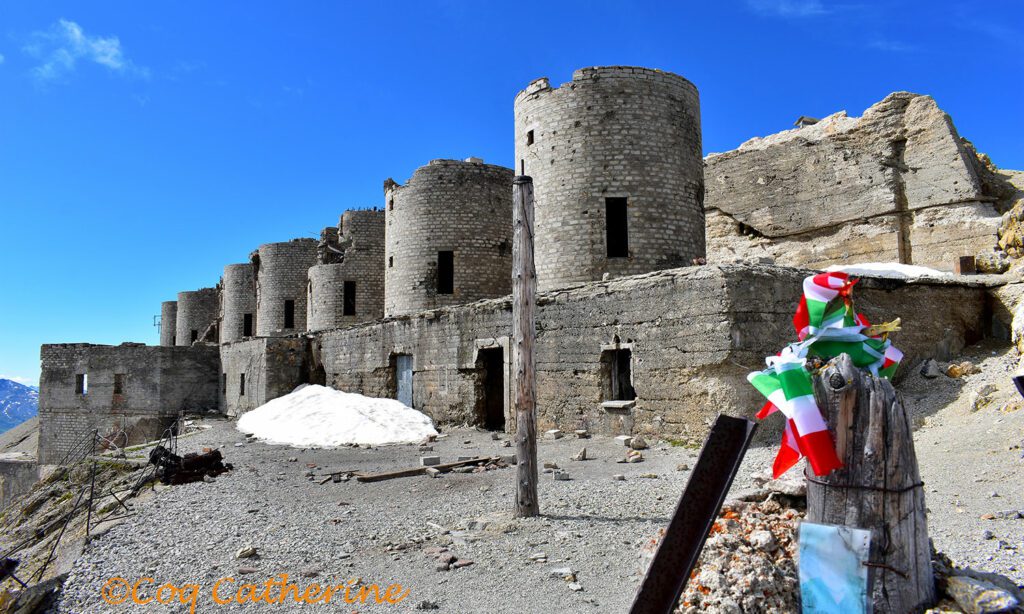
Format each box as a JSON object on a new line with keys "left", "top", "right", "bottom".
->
{"left": 807, "top": 354, "right": 936, "bottom": 613}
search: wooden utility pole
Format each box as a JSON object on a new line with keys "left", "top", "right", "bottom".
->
{"left": 808, "top": 354, "right": 935, "bottom": 613}
{"left": 512, "top": 176, "right": 539, "bottom": 518}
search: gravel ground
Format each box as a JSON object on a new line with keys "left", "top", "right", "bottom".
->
{"left": 55, "top": 343, "right": 1023, "bottom": 613}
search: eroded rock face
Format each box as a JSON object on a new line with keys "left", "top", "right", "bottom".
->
{"left": 705, "top": 92, "right": 1007, "bottom": 271}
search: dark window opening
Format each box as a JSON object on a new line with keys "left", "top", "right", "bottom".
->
{"left": 476, "top": 348, "right": 505, "bottom": 431}
{"left": 437, "top": 251, "right": 454, "bottom": 295}
{"left": 520, "top": 159, "right": 525, "bottom": 175}
{"left": 190, "top": 329, "right": 198, "bottom": 343}
{"left": 284, "top": 299, "right": 295, "bottom": 329}
{"left": 601, "top": 348, "right": 636, "bottom": 401}
{"left": 343, "top": 281, "right": 357, "bottom": 316}
{"left": 171, "top": 336, "right": 176, "bottom": 346}
{"left": 243, "top": 313, "right": 253, "bottom": 337}
{"left": 75, "top": 373, "right": 88, "bottom": 396}
{"left": 113, "top": 373, "right": 126, "bottom": 395}
{"left": 388, "top": 198, "right": 394, "bottom": 211}
{"left": 222, "top": 373, "right": 227, "bottom": 391}
{"left": 239, "top": 373, "right": 246, "bottom": 397}
{"left": 388, "top": 255, "right": 393, "bottom": 268}
{"left": 526, "top": 130, "right": 534, "bottom": 146}
{"left": 606, "top": 197, "right": 629, "bottom": 258}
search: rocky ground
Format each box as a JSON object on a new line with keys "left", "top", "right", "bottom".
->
{"left": 34, "top": 343, "right": 1024, "bottom": 613}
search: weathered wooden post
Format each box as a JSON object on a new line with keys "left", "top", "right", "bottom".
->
{"left": 512, "top": 176, "right": 539, "bottom": 518}
{"left": 808, "top": 354, "right": 935, "bottom": 613}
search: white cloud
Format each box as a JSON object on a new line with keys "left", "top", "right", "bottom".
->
{"left": 24, "top": 19, "right": 147, "bottom": 82}
{"left": 0, "top": 374, "right": 37, "bottom": 386}
{"left": 0, "top": 53, "right": 5, "bottom": 64}
{"left": 747, "top": 0, "right": 829, "bottom": 17}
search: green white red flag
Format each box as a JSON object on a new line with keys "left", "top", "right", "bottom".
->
{"left": 748, "top": 272, "right": 903, "bottom": 478}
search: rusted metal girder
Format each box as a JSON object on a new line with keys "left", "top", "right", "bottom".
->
{"left": 629, "top": 414, "right": 757, "bottom": 614}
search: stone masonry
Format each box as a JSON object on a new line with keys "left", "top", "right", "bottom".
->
{"left": 175, "top": 288, "right": 218, "bottom": 346}
{"left": 159, "top": 301, "right": 177, "bottom": 347}
{"left": 307, "top": 209, "right": 386, "bottom": 331}
{"left": 515, "top": 66, "right": 706, "bottom": 291}
{"left": 384, "top": 159, "right": 514, "bottom": 316}
{"left": 705, "top": 92, "right": 1003, "bottom": 270}
{"left": 221, "top": 263, "right": 256, "bottom": 343}
{"left": 252, "top": 239, "right": 318, "bottom": 336}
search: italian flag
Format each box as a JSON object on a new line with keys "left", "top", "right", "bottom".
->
{"left": 749, "top": 271, "right": 903, "bottom": 478}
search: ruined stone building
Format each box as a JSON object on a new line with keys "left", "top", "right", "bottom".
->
{"left": 24, "top": 65, "right": 1024, "bottom": 480}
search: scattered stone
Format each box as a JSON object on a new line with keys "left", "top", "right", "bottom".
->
{"left": 420, "top": 456, "right": 441, "bottom": 467}
{"left": 529, "top": 552, "right": 547, "bottom": 562}
{"left": 574, "top": 429, "right": 590, "bottom": 439}
{"left": 451, "top": 559, "right": 474, "bottom": 569}
{"left": 614, "top": 435, "right": 633, "bottom": 447}
{"left": 568, "top": 582, "right": 584, "bottom": 592}
{"left": 490, "top": 432, "right": 500, "bottom": 440}
{"left": 629, "top": 436, "right": 648, "bottom": 450}
{"left": 676, "top": 463, "right": 690, "bottom": 472}
{"left": 623, "top": 449, "right": 644, "bottom": 463}
{"left": 982, "top": 530, "right": 994, "bottom": 540}
{"left": 573, "top": 448, "right": 587, "bottom": 461}
{"left": 415, "top": 601, "right": 441, "bottom": 610}
{"left": 748, "top": 530, "right": 777, "bottom": 552}
{"left": 545, "top": 429, "right": 563, "bottom": 440}
{"left": 638, "top": 473, "right": 658, "bottom": 479}
{"left": 946, "top": 575, "right": 1020, "bottom": 613}
{"left": 549, "top": 567, "right": 575, "bottom": 579}
{"left": 457, "top": 455, "right": 476, "bottom": 461}
{"left": 502, "top": 440, "right": 512, "bottom": 448}
{"left": 238, "top": 567, "right": 259, "bottom": 575}
{"left": 975, "top": 250, "right": 1011, "bottom": 274}
{"left": 947, "top": 361, "right": 981, "bottom": 378}
{"left": 235, "top": 546, "right": 258, "bottom": 559}
{"left": 920, "top": 359, "right": 943, "bottom": 379}
{"left": 499, "top": 454, "right": 517, "bottom": 465}
{"left": 300, "top": 568, "right": 319, "bottom": 578}
{"left": 233, "top": 442, "right": 245, "bottom": 447}
{"left": 998, "top": 540, "right": 1016, "bottom": 550}
{"left": 543, "top": 461, "right": 559, "bottom": 469}
{"left": 553, "top": 470, "right": 570, "bottom": 481}
{"left": 425, "top": 467, "right": 441, "bottom": 478}
{"left": 612, "top": 474, "right": 625, "bottom": 481}
{"left": 287, "top": 457, "right": 298, "bottom": 462}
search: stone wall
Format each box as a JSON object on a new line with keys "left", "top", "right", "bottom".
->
{"left": 37, "top": 343, "right": 220, "bottom": 464}
{"left": 308, "top": 209, "right": 386, "bottom": 330}
{"left": 0, "top": 459, "right": 37, "bottom": 510}
{"left": 175, "top": 288, "right": 218, "bottom": 346}
{"left": 159, "top": 301, "right": 177, "bottom": 347}
{"left": 219, "top": 337, "right": 309, "bottom": 417}
{"left": 384, "top": 159, "right": 514, "bottom": 317}
{"left": 221, "top": 263, "right": 256, "bottom": 343}
{"left": 705, "top": 92, "right": 1002, "bottom": 270}
{"left": 252, "top": 239, "right": 318, "bottom": 336}
{"left": 223, "top": 264, "right": 993, "bottom": 443}
{"left": 514, "top": 66, "right": 705, "bottom": 291}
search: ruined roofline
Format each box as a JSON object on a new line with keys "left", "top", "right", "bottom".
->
{"left": 514, "top": 65, "right": 698, "bottom": 102}
{"left": 383, "top": 158, "right": 514, "bottom": 192}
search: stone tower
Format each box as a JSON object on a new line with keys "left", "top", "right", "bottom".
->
{"left": 514, "top": 66, "right": 705, "bottom": 291}
{"left": 175, "top": 288, "right": 218, "bottom": 346}
{"left": 159, "top": 301, "right": 177, "bottom": 347}
{"left": 221, "top": 263, "right": 256, "bottom": 343}
{"left": 384, "top": 159, "right": 514, "bottom": 317}
{"left": 252, "top": 239, "right": 318, "bottom": 336}
{"left": 307, "top": 209, "right": 386, "bottom": 331}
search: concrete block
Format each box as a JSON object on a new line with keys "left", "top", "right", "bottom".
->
{"left": 420, "top": 455, "right": 441, "bottom": 467}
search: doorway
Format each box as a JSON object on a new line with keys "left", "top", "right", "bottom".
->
{"left": 477, "top": 348, "right": 505, "bottom": 430}
{"left": 395, "top": 354, "right": 414, "bottom": 408}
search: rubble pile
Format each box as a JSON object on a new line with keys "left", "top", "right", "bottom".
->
{"left": 676, "top": 497, "right": 803, "bottom": 613}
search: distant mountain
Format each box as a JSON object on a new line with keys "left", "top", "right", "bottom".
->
{"left": 0, "top": 379, "right": 39, "bottom": 435}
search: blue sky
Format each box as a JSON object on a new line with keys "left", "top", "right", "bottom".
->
{"left": 0, "top": 1, "right": 1021, "bottom": 385}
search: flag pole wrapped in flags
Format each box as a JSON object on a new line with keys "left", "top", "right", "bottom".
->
{"left": 748, "top": 272, "right": 903, "bottom": 478}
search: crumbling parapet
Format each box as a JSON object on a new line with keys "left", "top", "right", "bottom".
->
{"left": 175, "top": 288, "right": 219, "bottom": 347}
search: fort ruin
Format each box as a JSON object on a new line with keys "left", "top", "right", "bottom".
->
{"left": 18, "top": 65, "right": 1024, "bottom": 477}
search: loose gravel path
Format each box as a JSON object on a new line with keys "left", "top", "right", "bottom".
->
{"left": 56, "top": 344, "right": 1023, "bottom": 613}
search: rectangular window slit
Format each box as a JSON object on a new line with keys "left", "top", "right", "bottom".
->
{"left": 437, "top": 251, "right": 454, "bottom": 295}
{"left": 343, "top": 281, "right": 357, "bottom": 316}
{"left": 388, "top": 255, "right": 393, "bottom": 268}
{"left": 190, "top": 329, "right": 198, "bottom": 343}
{"left": 75, "top": 373, "right": 88, "bottom": 396}
{"left": 113, "top": 373, "right": 126, "bottom": 395}
{"left": 243, "top": 313, "right": 253, "bottom": 337}
{"left": 601, "top": 349, "right": 636, "bottom": 401}
{"left": 526, "top": 130, "right": 534, "bottom": 146}
{"left": 284, "top": 299, "right": 295, "bottom": 329}
{"left": 239, "top": 373, "right": 246, "bottom": 396}
{"left": 605, "top": 197, "right": 629, "bottom": 258}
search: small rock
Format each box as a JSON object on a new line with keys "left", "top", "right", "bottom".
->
{"left": 300, "top": 568, "right": 319, "bottom": 578}
{"left": 490, "top": 432, "right": 500, "bottom": 440}
{"left": 612, "top": 474, "right": 625, "bottom": 481}
{"left": 982, "top": 530, "right": 994, "bottom": 540}
{"left": 420, "top": 456, "right": 441, "bottom": 467}
{"left": 568, "top": 582, "right": 584, "bottom": 592}
{"left": 630, "top": 436, "right": 648, "bottom": 450}
{"left": 550, "top": 567, "right": 575, "bottom": 579}
{"left": 238, "top": 566, "right": 259, "bottom": 575}
{"left": 920, "top": 359, "right": 942, "bottom": 379}
{"left": 425, "top": 467, "right": 441, "bottom": 478}
{"left": 236, "top": 546, "right": 258, "bottom": 559}
{"left": 543, "top": 461, "right": 559, "bottom": 470}
{"left": 502, "top": 440, "right": 512, "bottom": 448}
{"left": 614, "top": 435, "right": 633, "bottom": 447}
{"left": 499, "top": 454, "right": 517, "bottom": 465}
{"left": 676, "top": 463, "right": 690, "bottom": 471}
{"left": 945, "top": 575, "right": 1019, "bottom": 613}
{"left": 529, "top": 552, "right": 547, "bottom": 562}
{"left": 574, "top": 448, "right": 588, "bottom": 462}
{"left": 415, "top": 601, "right": 440, "bottom": 610}
{"left": 638, "top": 473, "right": 658, "bottom": 479}
{"left": 457, "top": 455, "right": 476, "bottom": 461}
{"left": 947, "top": 361, "right": 981, "bottom": 378}
{"left": 553, "top": 470, "right": 570, "bottom": 481}
{"left": 287, "top": 457, "right": 298, "bottom": 462}
{"left": 203, "top": 475, "right": 217, "bottom": 483}
{"left": 451, "top": 559, "right": 474, "bottom": 569}
{"left": 545, "top": 429, "right": 563, "bottom": 440}
{"left": 233, "top": 442, "right": 245, "bottom": 447}
{"left": 748, "top": 530, "right": 777, "bottom": 552}
{"left": 976, "top": 250, "right": 1011, "bottom": 274}
{"left": 574, "top": 430, "right": 590, "bottom": 439}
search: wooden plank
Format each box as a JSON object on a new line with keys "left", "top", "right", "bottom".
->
{"left": 354, "top": 457, "right": 498, "bottom": 483}
{"left": 512, "top": 175, "right": 539, "bottom": 518}
{"left": 629, "top": 415, "right": 757, "bottom": 614}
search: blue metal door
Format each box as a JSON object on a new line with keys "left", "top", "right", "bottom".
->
{"left": 396, "top": 355, "right": 413, "bottom": 407}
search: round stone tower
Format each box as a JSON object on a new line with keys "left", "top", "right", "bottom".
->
{"left": 514, "top": 66, "right": 705, "bottom": 291}
{"left": 384, "top": 158, "right": 514, "bottom": 317}
{"left": 160, "top": 301, "right": 177, "bottom": 346}
{"left": 221, "top": 263, "right": 256, "bottom": 343}
{"left": 175, "top": 288, "right": 218, "bottom": 346}
{"left": 307, "top": 209, "right": 386, "bottom": 331}
{"left": 253, "top": 238, "right": 318, "bottom": 336}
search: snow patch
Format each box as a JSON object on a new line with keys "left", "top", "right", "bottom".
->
{"left": 237, "top": 385, "right": 438, "bottom": 447}
{"left": 825, "top": 262, "right": 952, "bottom": 279}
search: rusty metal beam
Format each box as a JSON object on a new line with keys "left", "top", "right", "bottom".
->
{"left": 629, "top": 414, "right": 757, "bottom": 614}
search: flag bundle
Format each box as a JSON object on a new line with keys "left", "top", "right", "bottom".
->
{"left": 748, "top": 272, "right": 903, "bottom": 478}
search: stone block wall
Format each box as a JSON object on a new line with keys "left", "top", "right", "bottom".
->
{"left": 514, "top": 66, "right": 705, "bottom": 291}
{"left": 221, "top": 263, "right": 256, "bottom": 343}
{"left": 308, "top": 209, "right": 386, "bottom": 330}
{"left": 219, "top": 337, "right": 308, "bottom": 417}
{"left": 253, "top": 239, "right": 318, "bottom": 336}
{"left": 705, "top": 92, "right": 1002, "bottom": 270}
{"left": 384, "top": 159, "right": 514, "bottom": 317}
{"left": 218, "top": 264, "right": 992, "bottom": 442}
{"left": 159, "top": 301, "right": 177, "bottom": 346}
{"left": 37, "top": 343, "right": 220, "bottom": 464}
{"left": 175, "top": 288, "right": 219, "bottom": 346}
